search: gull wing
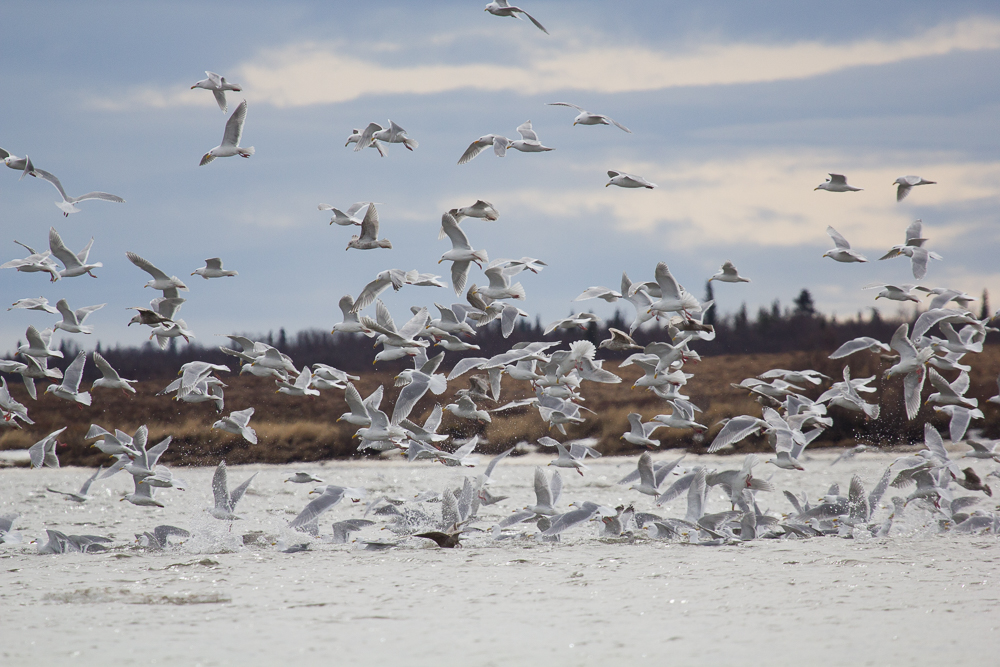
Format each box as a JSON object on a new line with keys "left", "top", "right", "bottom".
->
{"left": 547, "top": 101, "right": 584, "bottom": 111}
{"left": 607, "top": 116, "right": 632, "bottom": 133}
{"left": 828, "top": 173, "right": 848, "bottom": 185}
{"left": 516, "top": 120, "right": 539, "bottom": 142}
{"left": 229, "top": 472, "right": 258, "bottom": 510}
{"left": 212, "top": 461, "right": 231, "bottom": 512}
{"left": 533, "top": 467, "right": 552, "bottom": 507}
{"left": 653, "top": 262, "right": 683, "bottom": 300}
{"left": 354, "top": 122, "right": 383, "bottom": 152}
{"left": 93, "top": 352, "right": 123, "bottom": 381}
{"left": 62, "top": 351, "right": 87, "bottom": 392}
{"left": 126, "top": 251, "right": 171, "bottom": 281}
{"left": 826, "top": 226, "right": 851, "bottom": 250}
{"left": 458, "top": 137, "right": 493, "bottom": 165}
{"left": 290, "top": 487, "right": 347, "bottom": 529}
{"left": 222, "top": 100, "right": 248, "bottom": 148}
{"left": 358, "top": 203, "right": 380, "bottom": 241}
{"left": 441, "top": 212, "right": 473, "bottom": 250}
{"left": 48, "top": 228, "right": 82, "bottom": 270}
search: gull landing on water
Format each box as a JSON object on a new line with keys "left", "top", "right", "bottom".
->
{"left": 200, "top": 100, "right": 254, "bottom": 165}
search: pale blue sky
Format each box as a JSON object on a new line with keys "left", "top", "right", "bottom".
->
{"left": 3, "top": 1, "right": 999, "bottom": 351}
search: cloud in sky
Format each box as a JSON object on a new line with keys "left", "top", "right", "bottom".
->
{"left": 494, "top": 152, "right": 1000, "bottom": 250}
{"left": 89, "top": 17, "right": 1000, "bottom": 110}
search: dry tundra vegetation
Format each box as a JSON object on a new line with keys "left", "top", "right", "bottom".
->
{"left": 3, "top": 297, "right": 1000, "bottom": 467}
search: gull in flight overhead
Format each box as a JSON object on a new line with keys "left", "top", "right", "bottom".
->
{"left": 709, "top": 260, "right": 750, "bottom": 283}
{"left": 9, "top": 297, "right": 58, "bottom": 314}
{"left": 353, "top": 120, "right": 419, "bottom": 152}
{"left": 606, "top": 170, "right": 656, "bottom": 189}
{"left": 815, "top": 173, "right": 862, "bottom": 192}
{"left": 200, "top": 100, "right": 254, "bottom": 165}
{"left": 48, "top": 228, "right": 102, "bottom": 278}
{"left": 2, "top": 241, "right": 61, "bottom": 282}
{"left": 546, "top": 103, "right": 631, "bottom": 132}
{"left": 0, "top": 147, "right": 36, "bottom": 178}
{"left": 18, "top": 325, "right": 63, "bottom": 359}
{"left": 458, "top": 134, "right": 510, "bottom": 165}
{"left": 440, "top": 200, "right": 500, "bottom": 239}
{"left": 485, "top": 1, "right": 548, "bottom": 34}
{"left": 346, "top": 128, "right": 387, "bottom": 156}
{"left": 45, "top": 350, "right": 92, "bottom": 406}
{"left": 319, "top": 201, "right": 374, "bottom": 226}
{"left": 451, "top": 200, "right": 499, "bottom": 221}
{"left": 53, "top": 298, "right": 105, "bottom": 335}
{"left": 192, "top": 258, "right": 238, "bottom": 279}
{"left": 345, "top": 203, "right": 392, "bottom": 250}
{"left": 878, "top": 220, "right": 941, "bottom": 280}
{"left": 373, "top": 120, "right": 419, "bottom": 150}
{"left": 29, "top": 165, "right": 124, "bottom": 216}
{"left": 894, "top": 175, "right": 936, "bottom": 202}
{"left": 823, "top": 226, "right": 868, "bottom": 263}
{"left": 508, "top": 121, "right": 554, "bottom": 154}
{"left": 212, "top": 407, "right": 258, "bottom": 444}
{"left": 92, "top": 352, "right": 137, "bottom": 393}
{"left": 191, "top": 71, "right": 242, "bottom": 112}
{"left": 126, "top": 251, "right": 189, "bottom": 292}
{"left": 29, "top": 427, "right": 67, "bottom": 468}
{"left": 439, "top": 212, "right": 489, "bottom": 295}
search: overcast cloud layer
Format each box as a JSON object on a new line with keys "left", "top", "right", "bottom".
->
{"left": 2, "top": 1, "right": 999, "bottom": 351}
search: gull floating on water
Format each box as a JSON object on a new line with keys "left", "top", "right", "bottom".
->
{"left": 815, "top": 173, "right": 862, "bottom": 192}
{"left": 191, "top": 71, "right": 242, "bottom": 112}
{"left": 200, "top": 100, "right": 254, "bottom": 165}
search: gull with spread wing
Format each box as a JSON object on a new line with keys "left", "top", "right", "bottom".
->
{"left": 199, "top": 99, "right": 254, "bottom": 165}
{"left": 547, "top": 102, "right": 630, "bottom": 132}
{"left": 191, "top": 71, "right": 242, "bottom": 112}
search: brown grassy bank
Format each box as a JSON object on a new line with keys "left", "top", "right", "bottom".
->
{"left": 2, "top": 346, "right": 999, "bottom": 467}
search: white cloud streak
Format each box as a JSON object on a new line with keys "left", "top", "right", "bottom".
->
{"left": 88, "top": 18, "right": 1000, "bottom": 111}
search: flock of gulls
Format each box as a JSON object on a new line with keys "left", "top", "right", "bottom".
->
{"left": 3, "top": 5, "right": 1000, "bottom": 554}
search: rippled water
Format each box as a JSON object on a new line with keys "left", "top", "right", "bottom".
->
{"left": 3, "top": 451, "right": 999, "bottom": 666}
